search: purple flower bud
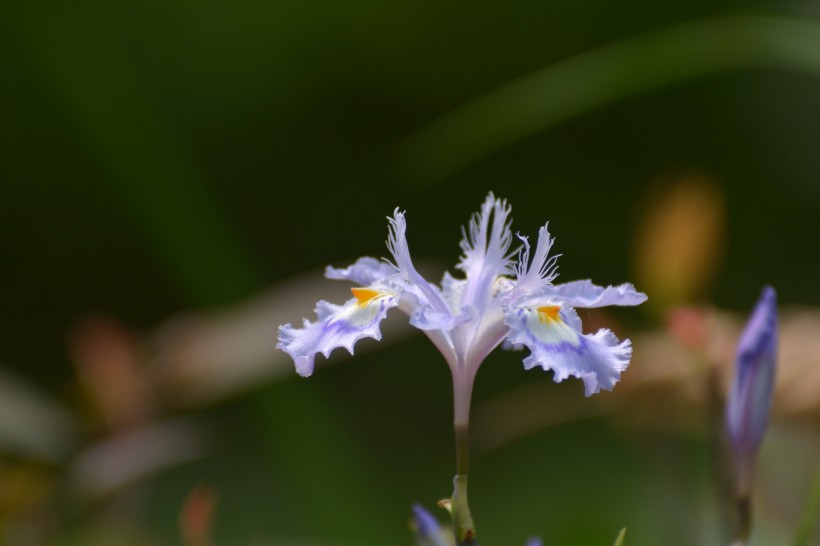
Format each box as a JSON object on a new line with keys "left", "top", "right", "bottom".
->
{"left": 412, "top": 504, "right": 447, "bottom": 546}
{"left": 525, "top": 538, "right": 544, "bottom": 546}
{"left": 725, "top": 286, "right": 778, "bottom": 469}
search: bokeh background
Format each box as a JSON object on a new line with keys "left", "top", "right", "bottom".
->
{"left": 2, "top": 1, "right": 820, "bottom": 545}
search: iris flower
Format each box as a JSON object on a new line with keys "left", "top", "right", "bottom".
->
{"left": 278, "top": 193, "right": 646, "bottom": 422}
{"left": 277, "top": 193, "right": 646, "bottom": 543}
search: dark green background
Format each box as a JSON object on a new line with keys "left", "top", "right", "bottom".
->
{"left": 1, "top": 0, "right": 818, "bottom": 544}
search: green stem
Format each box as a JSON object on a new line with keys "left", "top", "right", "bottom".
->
{"left": 455, "top": 424, "right": 471, "bottom": 477}
{"left": 734, "top": 493, "right": 751, "bottom": 544}
{"left": 731, "top": 454, "right": 755, "bottom": 544}
{"left": 452, "top": 423, "right": 476, "bottom": 546}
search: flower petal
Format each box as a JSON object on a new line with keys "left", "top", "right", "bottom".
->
{"left": 457, "top": 193, "right": 516, "bottom": 311}
{"left": 440, "top": 271, "right": 466, "bottom": 314}
{"left": 542, "top": 279, "right": 648, "bottom": 308}
{"left": 410, "top": 303, "right": 474, "bottom": 332}
{"left": 504, "top": 304, "right": 632, "bottom": 396}
{"left": 512, "top": 224, "right": 560, "bottom": 297}
{"left": 325, "top": 257, "right": 397, "bottom": 285}
{"left": 277, "top": 289, "right": 399, "bottom": 377}
{"left": 386, "top": 209, "right": 452, "bottom": 318}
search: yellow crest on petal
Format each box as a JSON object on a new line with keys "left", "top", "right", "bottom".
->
{"left": 352, "top": 287, "right": 381, "bottom": 306}
{"left": 537, "top": 305, "right": 561, "bottom": 323}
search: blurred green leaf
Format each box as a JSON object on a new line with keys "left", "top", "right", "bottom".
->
{"left": 792, "top": 466, "right": 820, "bottom": 546}
{"left": 2, "top": 2, "right": 396, "bottom": 540}
{"left": 3, "top": 1, "right": 261, "bottom": 307}
{"left": 398, "top": 16, "right": 820, "bottom": 183}
{"left": 612, "top": 528, "right": 626, "bottom": 546}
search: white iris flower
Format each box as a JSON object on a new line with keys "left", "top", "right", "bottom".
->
{"left": 278, "top": 193, "right": 647, "bottom": 427}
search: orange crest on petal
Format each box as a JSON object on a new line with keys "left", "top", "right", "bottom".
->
{"left": 351, "top": 288, "right": 381, "bottom": 305}
{"left": 536, "top": 305, "right": 561, "bottom": 323}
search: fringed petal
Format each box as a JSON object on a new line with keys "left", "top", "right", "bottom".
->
{"left": 504, "top": 304, "right": 632, "bottom": 396}
{"left": 512, "top": 224, "right": 560, "bottom": 297}
{"left": 542, "top": 279, "right": 647, "bottom": 308}
{"left": 277, "top": 288, "right": 399, "bottom": 377}
{"left": 325, "top": 257, "right": 397, "bottom": 285}
{"left": 386, "top": 209, "right": 453, "bottom": 319}
{"left": 456, "top": 193, "right": 516, "bottom": 311}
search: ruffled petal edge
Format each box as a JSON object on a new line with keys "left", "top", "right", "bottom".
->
{"left": 504, "top": 304, "right": 632, "bottom": 396}
{"left": 325, "top": 256, "right": 397, "bottom": 286}
{"left": 536, "top": 279, "right": 647, "bottom": 308}
{"left": 277, "top": 289, "right": 399, "bottom": 377}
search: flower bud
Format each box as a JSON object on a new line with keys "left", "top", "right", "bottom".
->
{"left": 725, "top": 286, "right": 778, "bottom": 491}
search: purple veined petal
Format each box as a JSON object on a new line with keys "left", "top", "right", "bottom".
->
{"left": 456, "top": 193, "right": 517, "bottom": 312}
{"left": 540, "top": 279, "right": 648, "bottom": 308}
{"left": 325, "top": 257, "right": 397, "bottom": 286}
{"left": 726, "top": 286, "right": 778, "bottom": 461}
{"left": 276, "top": 288, "right": 399, "bottom": 377}
{"left": 504, "top": 304, "right": 632, "bottom": 396}
{"left": 512, "top": 224, "right": 560, "bottom": 298}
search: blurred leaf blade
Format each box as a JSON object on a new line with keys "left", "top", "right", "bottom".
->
{"left": 792, "top": 466, "right": 820, "bottom": 546}
{"left": 2, "top": 1, "right": 396, "bottom": 540}
{"left": 397, "top": 16, "right": 820, "bottom": 183}
{"left": 2, "top": 1, "right": 261, "bottom": 307}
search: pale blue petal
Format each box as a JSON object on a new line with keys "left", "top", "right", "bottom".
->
{"left": 501, "top": 339, "right": 525, "bottom": 351}
{"left": 277, "top": 290, "right": 399, "bottom": 377}
{"left": 386, "top": 209, "right": 453, "bottom": 319}
{"left": 407, "top": 271, "right": 480, "bottom": 332}
{"left": 463, "top": 303, "right": 509, "bottom": 366}
{"left": 525, "top": 538, "right": 543, "bottom": 546}
{"left": 542, "top": 279, "right": 647, "bottom": 308}
{"left": 456, "top": 193, "right": 516, "bottom": 312}
{"left": 440, "top": 271, "right": 466, "bottom": 314}
{"left": 325, "top": 257, "right": 397, "bottom": 285}
{"left": 504, "top": 304, "right": 632, "bottom": 396}
{"left": 512, "top": 224, "right": 560, "bottom": 297}
{"left": 410, "top": 303, "right": 474, "bottom": 332}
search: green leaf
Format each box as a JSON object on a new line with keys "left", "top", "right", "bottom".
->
{"left": 612, "top": 528, "right": 626, "bottom": 546}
